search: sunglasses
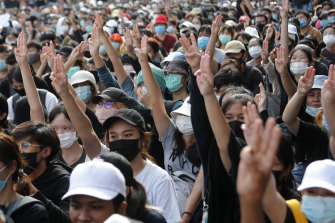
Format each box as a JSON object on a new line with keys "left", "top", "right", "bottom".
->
{"left": 96, "top": 101, "right": 115, "bottom": 109}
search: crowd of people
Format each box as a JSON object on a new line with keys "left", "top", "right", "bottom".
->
{"left": 0, "top": 0, "right": 335, "bottom": 222}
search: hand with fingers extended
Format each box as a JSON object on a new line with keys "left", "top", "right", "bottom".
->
{"left": 124, "top": 28, "right": 133, "bottom": 50}
{"left": 50, "top": 55, "right": 69, "bottom": 97}
{"left": 255, "top": 83, "right": 267, "bottom": 111}
{"left": 14, "top": 32, "right": 28, "bottom": 66}
{"left": 297, "top": 66, "right": 315, "bottom": 95}
{"left": 275, "top": 47, "right": 288, "bottom": 75}
{"left": 89, "top": 25, "right": 101, "bottom": 57}
{"left": 40, "top": 46, "right": 48, "bottom": 65}
{"left": 19, "top": 12, "right": 27, "bottom": 26}
{"left": 70, "top": 41, "right": 87, "bottom": 60}
{"left": 237, "top": 117, "right": 281, "bottom": 202}
{"left": 279, "top": 0, "right": 289, "bottom": 18}
{"left": 195, "top": 53, "right": 214, "bottom": 97}
{"left": 241, "top": 102, "right": 261, "bottom": 145}
{"left": 94, "top": 13, "right": 104, "bottom": 33}
{"left": 265, "top": 24, "right": 275, "bottom": 41}
{"left": 211, "top": 15, "right": 223, "bottom": 35}
{"left": 134, "top": 35, "right": 148, "bottom": 63}
{"left": 137, "top": 87, "right": 152, "bottom": 109}
{"left": 179, "top": 33, "right": 201, "bottom": 70}
{"left": 261, "top": 40, "right": 269, "bottom": 64}
{"left": 322, "top": 64, "right": 335, "bottom": 106}
{"left": 131, "top": 24, "right": 142, "bottom": 46}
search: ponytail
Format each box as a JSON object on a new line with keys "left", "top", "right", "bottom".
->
{"left": 126, "top": 180, "right": 147, "bottom": 219}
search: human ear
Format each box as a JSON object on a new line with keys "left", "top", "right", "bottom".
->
{"left": 116, "top": 202, "right": 127, "bottom": 216}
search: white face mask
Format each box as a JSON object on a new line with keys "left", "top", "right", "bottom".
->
{"left": 176, "top": 115, "right": 193, "bottom": 135}
{"left": 61, "top": 25, "right": 70, "bottom": 34}
{"left": 290, "top": 62, "right": 308, "bottom": 76}
{"left": 248, "top": 45, "right": 262, "bottom": 59}
{"left": 58, "top": 131, "right": 77, "bottom": 149}
{"left": 323, "top": 34, "right": 335, "bottom": 46}
{"left": 193, "top": 24, "right": 201, "bottom": 31}
{"left": 124, "top": 65, "right": 134, "bottom": 74}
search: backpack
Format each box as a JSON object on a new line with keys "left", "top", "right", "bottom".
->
{"left": 12, "top": 89, "right": 48, "bottom": 111}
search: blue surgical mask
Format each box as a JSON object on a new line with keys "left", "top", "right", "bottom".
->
{"left": 86, "top": 25, "right": 93, "bottom": 33}
{"left": 197, "top": 36, "right": 210, "bottom": 50}
{"left": 219, "top": 34, "right": 231, "bottom": 45}
{"left": 321, "top": 20, "right": 329, "bottom": 27}
{"left": 165, "top": 74, "right": 183, "bottom": 92}
{"left": 0, "top": 165, "right": 10, "bottom": 192}
{"left": 301, "top": 195, "right": 335, "bottom": 223}
{"left": 110, "top": 27, "right": 115, "bottom": 34}
{"left": 75, "top": 85, "right": 92, "bottom": 103}
{"left": 299, "top": 19, "right": 308, "bottom": 27}
{"left": 0, "top": 60, "right": 7, "bottom": 71}
{"left": 112, "top": 42, "right": 120, "bottom": 50}
{"left": 305, "top": 106, "right": 321, "bottom": 117}
{"left": 323, "top": 115, "right": 329, "bottom": 132}
{"left": 166, "top": 26, "right": 174, "bottom": 33}
{"left": 155, "top": 25, "right": 165, "bottom": 34}
{"left": 272, "top": 13, "right": 278, "bottom": 20}
{"left": 328, "top": 16, "right": 335, "bottom": 22}
{"left": 216, "top": 95, "right": 221, "bottom": 101}
{"left": 99, "top": 45, "right": 106, "bottom": 56}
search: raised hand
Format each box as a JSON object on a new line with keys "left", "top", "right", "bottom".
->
{"left": 261, "top": 40, "right": 269, "bottom": 63}
{"left": 195, "top": 53, "right": 214, "bottom": 97}
{"left": 255, "top": 83, "right": 267, "bottom": 111}
{"left": 265, "top": 24, "right": 275, "bottom": 41}
{"left": 279, "top": 0, "right": 289, "bottom": 18}
{"left": 88, "top": 25, "right": 100, "bottom": 57}
{"left": 211, "top": 15, "right": 223, "bottom": 35}
{"left": 70, "top": 41, "right": 86, "bottom": 59}
{"left": 94, "top": 13, "right": 104, "bottom": 33}
{"left": 297, "top": 66, "right": 315, "bottom": 95}
{"left": 322, "top": 64, "right": 335, "bottom": 105}
{"left": 14, "top": 32, "right": 28, "bottom": 66}
{"left": 137, "top": 87, "right": 152, "bottom": 109}
{"left": 275, "top": 47, "right": 288, "bottom": 75}
{"left": 241, "top": 102, "right": 261, "bottom": 145}
{"left": 179, "top": 33, "right": 201, "bottom": 70}
{"left": 131, "top": 24, "right": 141, "bottom": 47}
{"left": 19, "top": 12, "right": 27, "bottom": 26}
{"left": 40, "top": 46, "right": 48, "bottom": 65}
{"left": 50, "top": 55, "right": 69, "bottom": 96}
{"left": 237, "top": 117, "right": 281, "bottom": 202}
{"left": 134, "top": 35, "right": 148, "bottom": 62}
{"left": 123, "top": 27, "right": 133, "bottom": 49}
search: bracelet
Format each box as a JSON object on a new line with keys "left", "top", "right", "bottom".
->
{"left": 182, "top": 212, "right": 192, "bottom": 216}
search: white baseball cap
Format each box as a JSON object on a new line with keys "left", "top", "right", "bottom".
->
{"left": 62, "top": 160, "right": 126, "bottom": 200}
{"left": 171, "top": 96, "right": 191, "bottom": 119}
{"left": 70, "top": 70, "right": 99, "bottom": 94}
{"left": 298, "top": 159, "right": 335, "bottom": 193}
{"left": 244, "top": 26, "right": 260, "bottom": 38}
{"left": 312, "top": 75, "right": 328, "bottom": 89}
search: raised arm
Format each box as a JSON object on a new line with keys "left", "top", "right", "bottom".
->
{"left": 123, "top": 27, "right": 137, "bottom": 59}
{"left": 205, "top": 15, "right": 222, "bottom": 74}
{"left": 279, "top": 0, "right": 289, "bottom": 55}
{"left": 179, "top": 33, "right": 201, "bottom": 75}
{"left": 195, "top": 53, "right": 232, "bottom": 172}
{"left": 89, "top": 25, "right": 105, "bottom": 68}
{"left": 50, "top": 55, "right": 102, "bottom": 159}
{"left": 282, "top": 67, "right": 315, "bottom": 136}
{"left": 322, "top": 64, "right": 335, "bottom": 158}
{"left": 14, "top": 32, "right": 44, "bottom": 123}
{"left": 135, "top": 36, "right": 170, "bottom": 137}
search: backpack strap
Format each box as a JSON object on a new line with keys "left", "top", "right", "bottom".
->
{"left": 6, "top": 196, "right": 41, "bottom": 216}
{"left": 286, "top": 199, "right": 308, "bottom": 223}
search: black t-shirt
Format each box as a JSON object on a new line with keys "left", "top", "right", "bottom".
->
{"left": 314, "top": 60, "right": 329, "bottom": 76}
{"left": 321, "top": 48, "right": 335, "bottom": 66}
{"left": 10, "top": 198, "right": 49, "bottom": 223}
{"left": 141, "top": 209, "right": 167, "bottom": 223}
{"left": 243, "top": 65, "right": 263, "bottom": 95}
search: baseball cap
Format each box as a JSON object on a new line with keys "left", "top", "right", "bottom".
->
{"left": 171, "top": 96, "right": 191, "bottom": 119}
{"left": 70, "top": 70, "right": 99, "bottom": 93}
{"left": 178, "top": 21, "right": 194, "bottom": 29}
{"left": 163, "top": 60, "right": 190, "bottom": 76}
{"left": 244, "top": 26, "right": 260, "bottom": 38}
{"left": 102, "top": 108, "right": 146, "bottom": 131}
{"left": 288, "top": 24, "right": 298, "bottom": 35}
{"left": 223, "top": 40, "right": 246, "bottom": 54}
{"left": 312, "top": 75, "right": 328, "bottom": 89}
{"left": 62, "top": 160, "right": 126, "bottom": 200}
{"left": 92, "top": 87, "right": 132, "bottom": 106}
{"left": 155, "top": 14, "right": 167, "bottom": 24}
{"left": 298, "top": 159, "right": 335, "bottom": 193}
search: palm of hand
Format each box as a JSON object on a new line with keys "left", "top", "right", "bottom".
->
{"left": 298, "top": 77, "right": 313, "bottom": 94}
{"left": 89, "top": 39, "right": 100, "bottom": 55}
{"left": 196, "top": 71, "right": 213, "bottom": 96}
{"left": 15, "top": 46, "right": 28, "bottom": 65}
{"left": 275, "top": 58, "right": 286, "bottom": 74}
{"left": 322, "top": 80, "right": 335, "bottom": 103}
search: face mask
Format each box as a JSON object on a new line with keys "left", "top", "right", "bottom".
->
{"left": 0, "top": 165, "right": 10, "bottom": 192}
{"left": 75, "top": 85, "right": 92, "bottom": 103}
{"left": 197, "top": 36, "right": 210, "bottom": 50}
{"left": 321, "top": 20, "right": 329, "bottom": 27}
{"left": 112, "top": 42, "right": 120, "bottom": 50}
{"left": 68, "top": 66, "right": 80, "bottom": 79}
{"left": 80, "top": 20, "right": 85, "bottom": 27}
{"left": 14, "top": 88, "right": 26, "bottom": 97}
{"left": 323, "top": 115, "right": 329, "bottom": 132}
{"left": 248, "top": 45, "right": 262, "bottom": 59}
{"left": 289, "top": 34, "right": 296, "bottom": 41}
{"left": 180, "top": 28, "right": 187, "bottom": 34}
{"left": 323, "top": 34, "right": 335, "bottom": 46}
{"left": 166, "top": 25, "right": 174, "bottom": 33}
{"left": 219, "top": 34, "right": 231, "bottom": 45}
{"left": 272, "top": 170, "right": 282, "bottom": 187}
{"left": 110, "top": 27, "right": 115, "bottom": 34}
{"left": 138, "top": 22, "right": 144, "bottom": 26}
{"left": 27, "top": 53, "right": 40, "bottom": 64}
{"left": 176, "top": 115, "right": 193, "bottom": 135}
{"left": 109, "top": 139, "right": 140, "bottom": 162}
{"left": 5, "top": 38, "right": 16, "bottom": 45}
{"left": 58, "top": 131, "right": 77, "bottom": 149}
{"left": 21, "top": 152, "right": 40, "bottom": 174}
{"left": 61, "top": 25, "right": 70, "bottom": 33}
{"left": 0, "top": 60, "right": 7, "bottom": 71}
{"left": 155, "top": 25, "right": 165, "bottom": 34}
{"left": 165, "top": 74, "right": 183, "bottom": 92}
{"left": 301, "top": 195, "right": 335, "bottom": 223}
{"left": 290, "top": 62, "right": 308, "bottom": 76}
{"left": 124, "top": 65, "right": 134, "bottom": 74}
{"left": 328, "top": 16, "right": 335, "bottom": 22}
{"left": 99, "top": 45, "right": 107, "bottom": 56}
{"left": 305, "top": 106, "right": 321, "bottom": 117}
{"left": 256, "top": 23, "right": 265, "bottom": 32}
{"left": 193, "top": 24, "right": 201, "bottom": 31}
{"left": 272, "top": 13, "right": 278, "bottom": 20}
{"left": 299, "top": 19, "right": 308, "bottom": 27}
{"left": 228, "top": 120, "right": 244, "bottom": 139}
{"left": 85, "top": 25, "right": 93, "bottom": 33}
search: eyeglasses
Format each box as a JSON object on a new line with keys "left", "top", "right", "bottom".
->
{"left": 96, "top": 101, "right": 115, "bottom": 109}
{"left": 18, "top": 142, "right": 44, "bottom": 150}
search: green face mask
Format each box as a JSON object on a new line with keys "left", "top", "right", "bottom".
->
{"left": 165, "top": 74, "right": 183, "bottom": 92}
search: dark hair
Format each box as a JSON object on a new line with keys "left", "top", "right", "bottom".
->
{"left": 221, "top": 93, "right": 255, "bottom": 114}
{"left": 214, "top": 69, "right": 242, "bottom": 91}
{"left": 8, "top": 66, "right": 22, "bottom": 84}
{"left": 126, "top": 181, "right": 147, "bottom": 219}
{"left": 6, "top": 53, "right": 16, "bottom": 65}
{"left": 0, "top": 45, "right": 9, "bottom": 54}
{"left": 193, "top": 16, "right": 204, "bottom": 25}
{"left": 249, "top": 37, "right": 263, "bottom": 48}
{"left": 0, "top": 93, "right": 8, "bottom": 129}
{"left": 289, "top": 47, "right": 313, "bottom": 63}
{"left": 147, "top": 37, "right": 160, "bottom": 54}
{"left": 199, "top": 25, "right": 211, "bottom": 36}
{"left": 322, "top": 1, "right": 333, "bottom": 8}
{"left": 294, "top": 10, "right": 310, "bottom": 20}
{"left": 49, "top": 103, "right": 71, "bottom": 123}
{"left": 39, "top": 32, "right": 56, "bottom": 42}
{"left": 113, "top": 194, "right": 126, "bottom": 211}
{"left": 12, "top": 121, "right": 60, "bottom": 162}
{"left": 27, "top": 41, "right": 42, "bottom": 51}
{"left": 255, "top": 14, "right": 268, "bottom": 23}
{"left": 235, "top": 33, "right": 252, "bottom": 44}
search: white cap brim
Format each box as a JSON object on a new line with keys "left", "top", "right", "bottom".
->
{"left": 298, "top": 179, "right": 335, "bottom": 193}
{"left": 62, "top": 187, "right": 118, "bottom": 200}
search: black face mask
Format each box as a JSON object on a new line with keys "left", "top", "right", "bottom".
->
{"left": 256, "top": 23, "right": 265, "bottom": 33}
{"left": 14, "top": 88, "right": 26, "bottom": 97}
{"left": 109, "top": 139, "right": 140, "bottom": 162}
{"left": 229, "top": 120, "right": 245, "bottom": 140}
{"left": 272, "top": 170, "right": 282, "bottom": 187}
{"left": 27, "top": 53, "right": 40, "bottom": 64}
{"left": 21, "top": 152, "right": 40, "bottom": 174}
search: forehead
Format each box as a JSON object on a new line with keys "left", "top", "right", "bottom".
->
{"left": 108, "top": 119, "right": 139, "bottom": 132}
{"left": 292, "top": 50, "right": 307, "bottom": 57}
{"left": 296, "top": 13, "right": 307, "bottom": 19}
{"left": 51, "top": 113, "right": 71, "bottom": 125}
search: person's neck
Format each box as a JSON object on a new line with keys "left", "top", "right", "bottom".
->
{"left": 0, "top": 70, "right": 8, "bottom": 79}
{"left": 221, "top": 44, "right": 226, "bottom": 50}
{"left": 28, "top": 159, "right": 48, "bottom": 182}
{"left": 327, "top": 44, "right": 335, "bottom": 53}
{"left": 131, "top": 154, "right": 146, "bottom": 177}
{"left": 0, "top": 181, "right": 18, "bottom": 207}
{"left": 173, "top": 88, "right": 189, "bottom": 101}
{"left": 61, "top": 141, "right": 83, "bottom": 166}
{"left": 156, "top": 32, "right": 166, "bottom": 40}
{"left": 32, "top": 61, "right": 41, "bottom": 72}
{"left": 253, "top": 57, "right": 262, "bottom": 66}
{"left": 300, "top": 25, "right": 309, "bottom": 35}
